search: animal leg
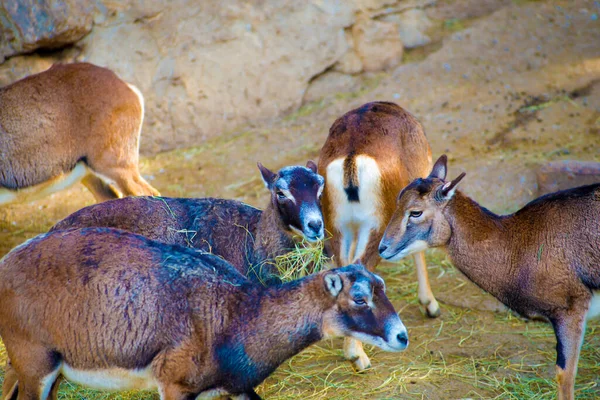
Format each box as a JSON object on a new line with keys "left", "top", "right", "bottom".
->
{"left": 158, "top": 384, "right": 190, "bottom": 400}
{"left": 338, "top": 224, "right": 355, "bottom": 266}
{"left": 1, "top": 359, "right": 18, "bottom": 400}
{"left": 81, "top": 174, "right": 120, "bottom": 202}
{"left": 552, "top": 310, "right": 587, "bottom": 400}
{"left": 92, "top": 167, "right": 160, "bottom": 198}
{"left": 352, "top": 224, "right": 375, "bottom": 266}
{"left": 413, "top": 251, "right": 440, "bottom": 318}
{"left": 343, "top": 337, "right": 371, "bottom": 371}
{"left": 7, "top": 344, "right": 60, "bottom": 400}
{"left": 232, "top": 389, "right": 262, "bottom": 400}
{"left": 48, "top": 376, "right": 62, "bottom": 400}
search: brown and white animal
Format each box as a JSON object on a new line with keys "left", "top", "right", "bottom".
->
{"left": 51, "top": 162, "right": 324, "bottom": 284}
{"left": 379, "top": 155, "right": 600, "bottom": 400}
{"left": 0, "top": 227, "right": 407, "bottom": 400}
{"left": 318, "top": 101, "right": 438, "bottom": 370}
{"left": 0, "top": 62, "right": 159, "bottom": 205}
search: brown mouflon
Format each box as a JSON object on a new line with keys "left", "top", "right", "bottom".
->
{"left": 0, "top": 62, "right": 159, "bottom": 205}
{"left": 379, "top": 154, "right": 600, "bottom": 400}
{"left": 51, "top": 162, "right": 325, "bottom": 284}
{"left": 318, "top": 101, "right": 438, "bottom": 370}
{"left": 0, "top": 228, "right": 407, "bottom": 400}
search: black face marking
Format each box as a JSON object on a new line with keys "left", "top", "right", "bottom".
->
{"left": 273, "top": 166, "right": 324, "bottom": 237}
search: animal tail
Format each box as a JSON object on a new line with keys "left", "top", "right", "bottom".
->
{"left": 343, "top": 152, "right": 359, "bottom": 202}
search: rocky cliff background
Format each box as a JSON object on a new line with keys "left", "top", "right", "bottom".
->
{"left": 1, "top": 0, "right": 436, "bottom": 154}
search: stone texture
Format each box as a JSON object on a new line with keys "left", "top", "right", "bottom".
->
{"left": 303, "top": 71, "right": 361, "bottom": 104}
{"left": 333, "top": 29, "right": 364, "bottom": 74}
{"left": 78, "top": 0, "right": 357, "bottom": 154}
{"left": 0, "top": 0, "right": 434, "bottom": 155}
{"left": 352, "top": 14, "right": 404, "bottom": 72}
{"left": 536, "top": 161, "right": 600, "bottom": 196}
{"left": 381, "top": 8, "right": 432, "bottom": 48}
{"left": 0, "top": 0, "right": 100, "bottom": 62}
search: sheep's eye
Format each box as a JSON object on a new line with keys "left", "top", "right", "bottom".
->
{"left": 276, "top": 191, "right": 286, "bottom": 200}
{"left": 353, "top": 298, "right": 367, "bottom": 306}
{"left": 409, "top": 210, "right": 423, "bottom": 218}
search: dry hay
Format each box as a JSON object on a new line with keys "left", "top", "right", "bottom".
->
{"left": 3, "top": 251, "right": 598, "bottom": 399}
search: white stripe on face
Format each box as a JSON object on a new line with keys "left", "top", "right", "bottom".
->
{"left": 279, "top": 188, "right": 296, "bottom": 204}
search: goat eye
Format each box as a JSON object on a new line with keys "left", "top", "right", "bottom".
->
{"left": 409, "top": 210, "right": 423, "bottom": 218}
{"left": 353, "top": 298, "right": 367, "bottom": 306}
{"left": 276, "top": 191, "right": 286, "bottom": 200}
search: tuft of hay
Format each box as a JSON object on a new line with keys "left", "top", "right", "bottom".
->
{"left": 272, "top": 238, "right": 331, "bottom": 282}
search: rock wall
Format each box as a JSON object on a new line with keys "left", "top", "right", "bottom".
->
{"left": 0, "top": 0, "right": 433, "bottom": 155}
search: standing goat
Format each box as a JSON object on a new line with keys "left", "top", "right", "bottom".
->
{"left": 0, "top": 62, "right": 159, "bottom": 205}
{"left": 318, "top": 101, "right": 439, "bottom": 370}
{"left": 51, "top": 162, "right": 324, "bottom": 284}
{"left": 0, "top": 228, "right": 407, "bottom": 400}
{"left": 379, "top": 155, "right": 600, "bottom": 400}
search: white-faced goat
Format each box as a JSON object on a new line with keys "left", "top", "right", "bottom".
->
{"left": 317, "top": 101, "right": 438, "bottom": 370}
{"left": 0, "top": 62, "right": 159, "bottom": 205}
{"left": 0, "top": 228, "right": 407, "bottom": 400}
{"left": 379, "top": 154, "right": 600, "bottom": 400}
{"left": 51, "top": 162, "right": 324, "bottom": 284}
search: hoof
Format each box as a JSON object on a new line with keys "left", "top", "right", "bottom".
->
{"left": 344, "top": 338, "right": 372, "bottom": 372}
{"left": 349, "top": 353, "right": 372, "bottom": 372}
{"left": 425, "top": 300, "right": 441, "bottom": 318}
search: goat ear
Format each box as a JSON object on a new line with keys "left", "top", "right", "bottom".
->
{"left": 428, "top": 155, "right": 448, "bottom": 180}
{"left": 324, "top": 272, "right": 343, "bottom": 297}
{"left": 374, "top": 273, "right": 386, "bottom": 293}
{"left": 306, "top": 160, "right": 318, "bottom": 173}
{"left": 437, "top": 172, "right": 466, "bottom": 201}
{"left": 257, "top": 162, "right": 276, "bottom": 188}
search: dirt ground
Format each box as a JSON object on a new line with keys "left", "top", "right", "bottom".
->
{"left": 1, "top": 0, "right": 600, "bottom": 398}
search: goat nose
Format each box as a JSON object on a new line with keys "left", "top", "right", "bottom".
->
{"left": 308, "top": 220, "right": 322, "bottom": 232}
{"left": 397, "top": 331, "right": 408, "bottom": 347}
{"left": 378, "top": 243, "right": 388, "bottom": 254}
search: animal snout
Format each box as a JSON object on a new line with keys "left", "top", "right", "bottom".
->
{"left": 308, "top": 220, "right": 322, "bottom": 233}
{"left": 378, "top": 243, "right": 389, "bottom": 254}
{"left": 386, "top": 318, "right": 409, "bottom": 351}
{"left": 305, "top": 219, "right": 324, "bottom": 241}
{"left": 396, "top": 330, "right": 408, "bottom": 347}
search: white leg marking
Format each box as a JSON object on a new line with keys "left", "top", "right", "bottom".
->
{"left": 339, "top": 224, "right": 355, "bottom": 266}
{"left": 40, "top": 367, "right": 61, "bottom": 400}
{"left": 60, "top": 364, "right": 158, "bottom": 391}
{"left": 196, "top": 388, "right": 231, "bottom": 399}
{"left": 126, "top": 82, "right": 145, "bottom": 155}
{"left": 353, "top": 224, "right": 374, "bottom": 264}
{"left": 0, "top": 162, "right": 89, "bottom": 205}
{"left": 326, "top": 156, "right": 383, "bottom": 266}
{"left": 586, "top": 292, "right": 600, "bottom": 320}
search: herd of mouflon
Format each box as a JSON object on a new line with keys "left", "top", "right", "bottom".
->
{"left": 0, "top": 63, "right": 598, "bottom": 400}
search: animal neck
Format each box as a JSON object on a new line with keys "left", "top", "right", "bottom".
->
{"left": 253, "top": 201, "right": 297, "bottom": 265}
{"left": 228, "top": 276, "right": 329, "bottom": 385}
{"left": 256, "top": 277, "right": 329, "bottom": 356}
{"left": 443, "top": 192, "right": 513, "bottom": 298}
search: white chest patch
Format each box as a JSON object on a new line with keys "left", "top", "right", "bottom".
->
{"left": 61, "top": 364, "right": 158, "bottom": 391}
{"left": 587, "top": 292, "right": 600, "bottom": 321}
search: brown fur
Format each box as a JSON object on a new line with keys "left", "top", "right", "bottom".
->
{"left": 317, "top": 101, "right": 437, "bottom": 370}
{"left": 51, "top": 163, "right": 324, "bottom": 285}
{"left": 0, "top": 62, "right": 159, "bottom": 204}
{"left": 380, "top": 155, "right": 600, "bottom": 400}
{"left": 0, "top": 228, "right": 403, "bottom": 400}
